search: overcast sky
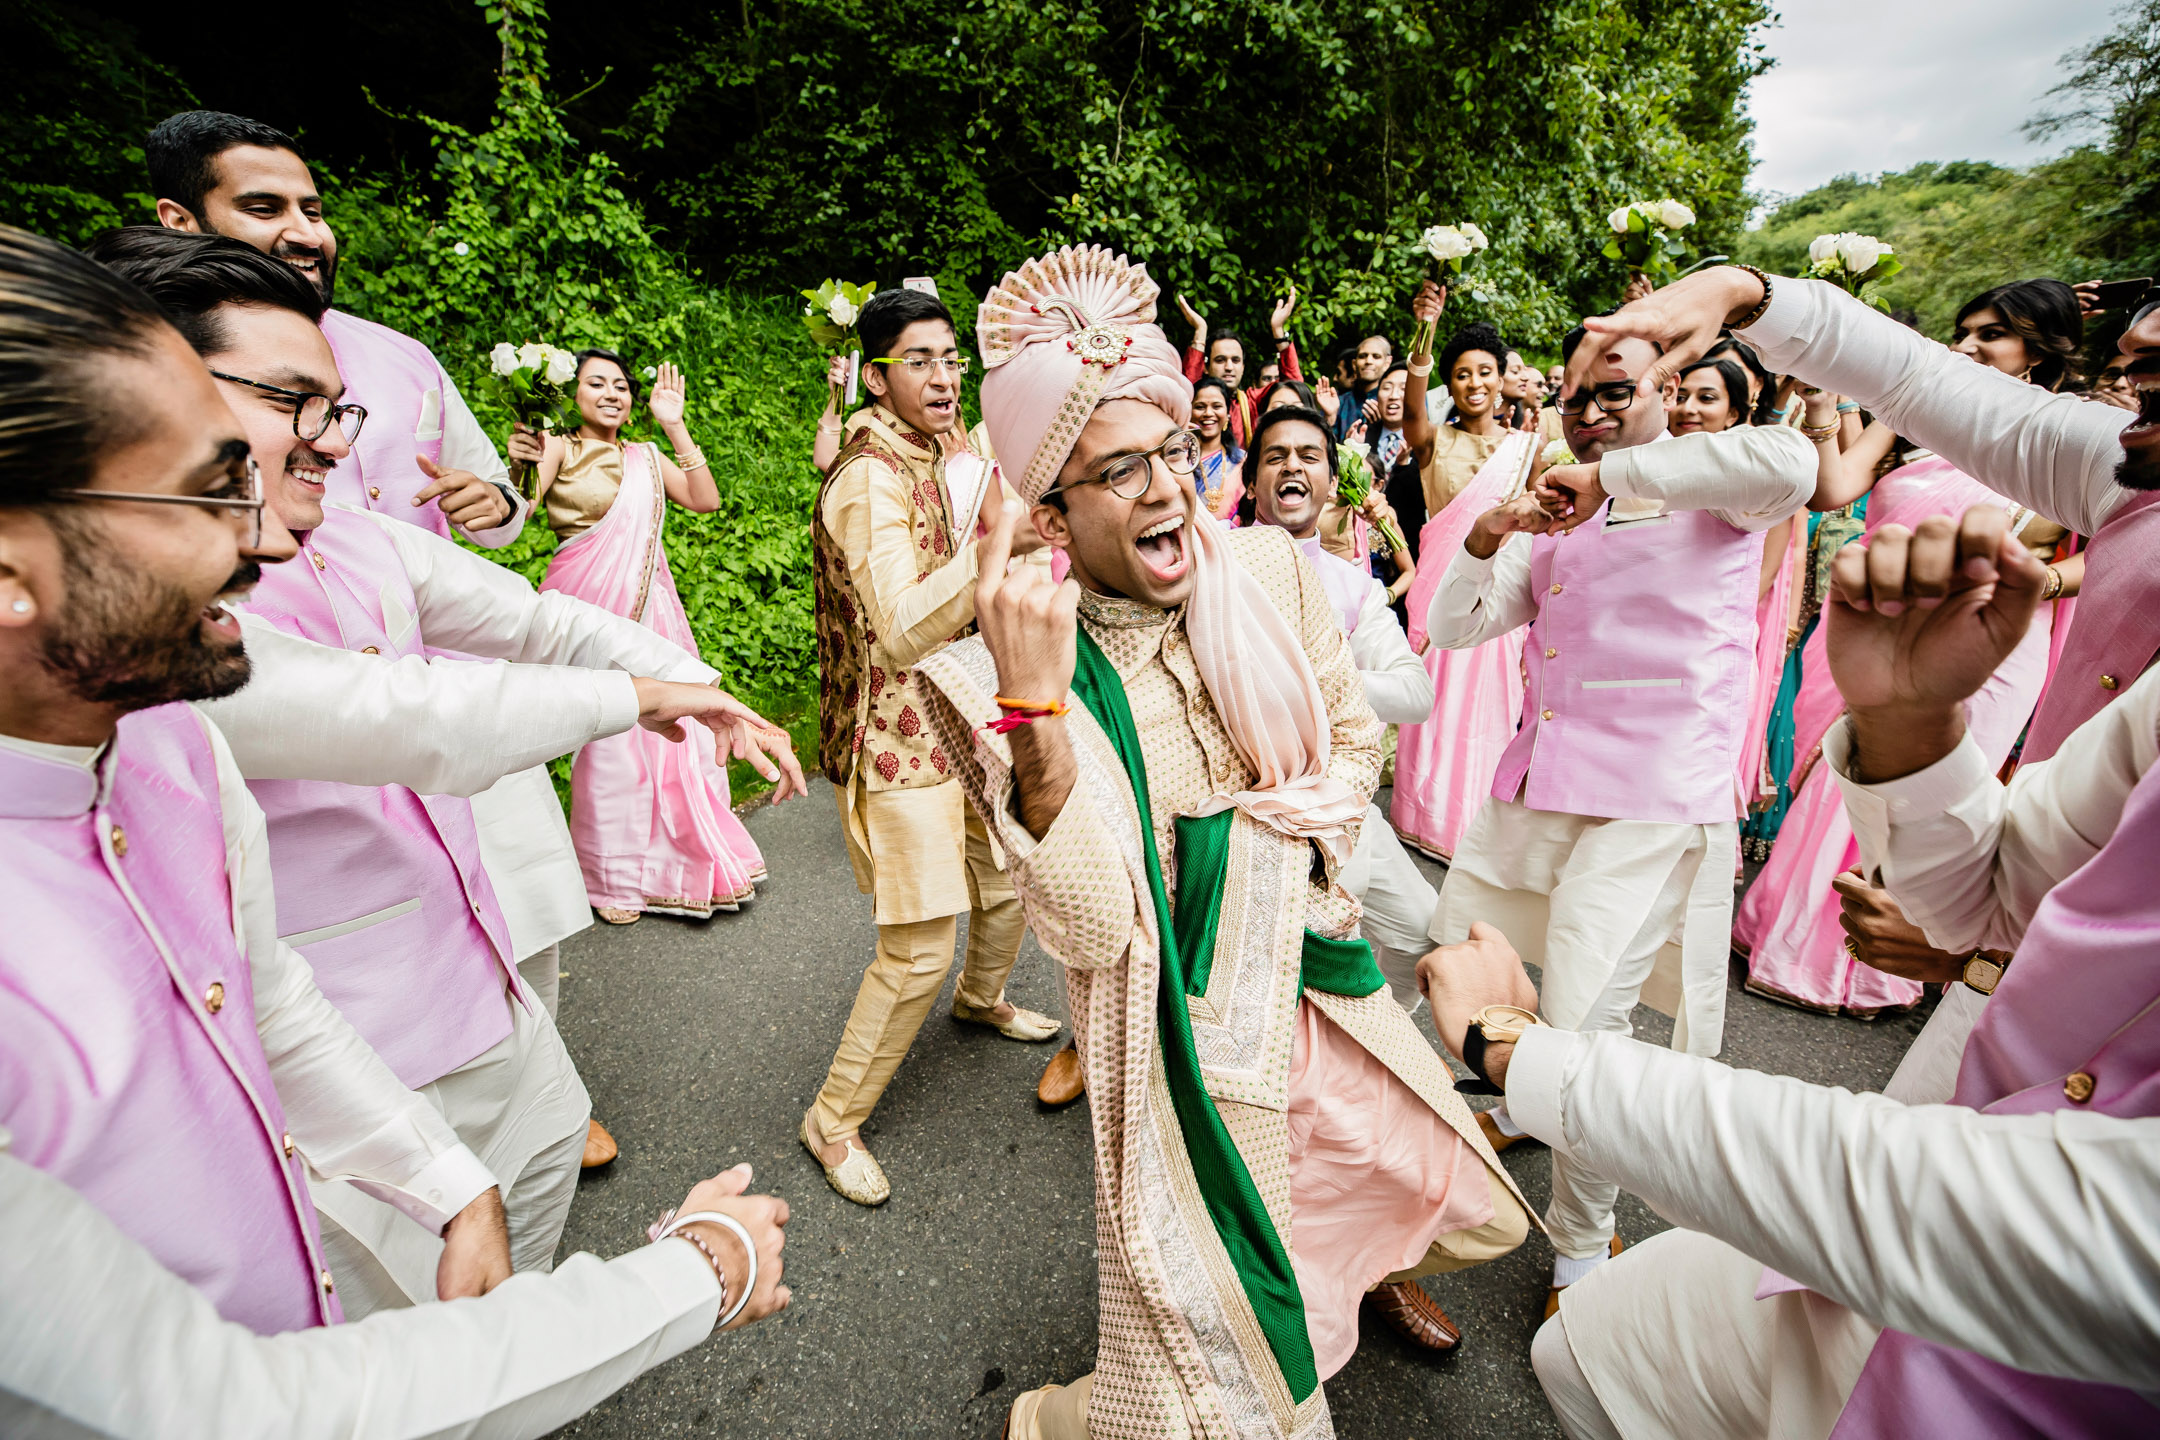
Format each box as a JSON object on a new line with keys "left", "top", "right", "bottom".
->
{"left": 1746, "top": 0, "right": 2129, "bottom": 202}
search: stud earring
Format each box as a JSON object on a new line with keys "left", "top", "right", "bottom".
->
{"left": 9, "top": 599, "right": 28, "bottom": 614}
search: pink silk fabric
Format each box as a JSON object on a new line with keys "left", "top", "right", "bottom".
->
{"left": 540, "top": 441, "right": 765, "bottom": 914}
{"left": 1286, "top": 1000, "right": 1492, "bottom": 1379}
{"left": 1735, "top": 459, "right": 2053, "bottom": 1012}
{"left": 1738, "top": 512, "right": 1806, "bottom": 813}
{"left": 1389, "top": 432, "right": 1534, "bottom": 860}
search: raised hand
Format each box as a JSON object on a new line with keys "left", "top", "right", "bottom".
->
{"left": 1416, "top": 921, "right": 1539, "bottom": 1065}
{"left": 1175, "top": 293, "right": 1206, "bottom": 344}
{"left": 1533, "top": 461, "right": 1608, "bottom": 532}
{"left": 1314, "top": 375, "right": 1340, "bottom": 421}
{"left": 1270, "top": 283, "right": 1300, "bottom": 336}
{"left": 648, "top": 362, "right": 687, "bottom": 428}
{"left": 670, "top": 1164, "right": 791, "bottom": 1330}
{"left": 1827, "top": 505, "right": 2045, "bottom": 781}
{"left": 506, "top": 422, "right": 547, "bottom": 466}
{"left": 630, "top": 679, "right": 809, "bottom": 801}
{"left": 1410, "top": 279, "right": 1447, "bottom": 328}
{"left": 1463, "top": 492, "right": 1554, "bottom": 559}
{"left": 1565, "top": 265, "right": 1767, "bottom": 403}
{"left": 975, "top": 495, "right": 1081, "bottom": 837}
{"left": 824, "top": 354, "right": 850, "bottom": 404}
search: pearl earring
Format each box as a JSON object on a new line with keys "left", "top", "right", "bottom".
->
{"left": 9, "top": 599, "right": 28, "bottom": 614}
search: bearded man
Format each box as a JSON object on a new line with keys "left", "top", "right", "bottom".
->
{"left": 916, "top": 246, "right": 1530, "bottom": 1440}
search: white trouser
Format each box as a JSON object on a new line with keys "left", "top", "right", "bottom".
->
{"left": 314, "top": 963, "right": 590, "bottom": 1318}
{"left": 1340, "top": 803, "right": 1440, "bottom": 1011}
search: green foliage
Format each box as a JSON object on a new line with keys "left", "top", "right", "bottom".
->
{"left": 0, "top": 0, "right": 195, "bottom": 244}
{"left": 618, "top": 0, "right": 1771, "bottom": 355}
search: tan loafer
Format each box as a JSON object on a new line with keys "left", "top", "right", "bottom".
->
{"left": 1036, "top": 1042, "right": 1086, "bottom": 1107}
{"left": 953, "top": 997, "right": 1062, "bottom": 1042}
{"left": 1544, "top": 1234, "right": 1624, "bottom": 1319}
{"left": 800, "top": 1112, "right": 890, "bottom": 1207}
{"left": 581, "top": 1118, "right": 619, "bottom": 1169}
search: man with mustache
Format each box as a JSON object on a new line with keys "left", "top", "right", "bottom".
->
{"left": 920, "top": 245, "right": 1530, "bottom": 1438}
{"left": 1501, "top": 264, "right": 2160, "bottom": 1440}
{"left": 1426, "top": 321, "right": 1816, "bottom": 1317}
{"left": 0, "top": 223, "right": 793, "bottom": 1433}
{"left": 90, "top": 224, "right": 804, "bottom": 1317}
{"left": 147, "top": 109, "right": 627, "bottom": 1168}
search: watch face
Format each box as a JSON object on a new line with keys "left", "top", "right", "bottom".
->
{"left": 1965, "top": 958, "right": 2005, "bottom": 994}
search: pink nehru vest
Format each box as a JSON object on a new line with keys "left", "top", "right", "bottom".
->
{"left": 1298, "top": 535, "right": 1370, "bottom": 636}
{"left": 2022, "top": 487, "right": 2160, "bottom": 764}
{"left": 320, "top": 309, "right": 454, "bottom": 542}
{"left": 243, "top": 509, "right": 524, "bottom": 1089}
{"left": 1491, "top": 499, "right": 1760, "bottom": 824}
{"left": 0, "top": 706, "right": 339, "bottom": 1332}
{"left": 1832, "top": 760, "right": 2160, "bottom": 1437}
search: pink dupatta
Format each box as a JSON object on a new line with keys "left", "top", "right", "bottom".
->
{"left": 541, "top": 441, "right": 765, "bottom": 916}
{"left": 1735, "top": 457, "right": 2052, "bottom": 1013}
{"left": 1389, "top": 432, "right": 1535, "bottom": 859}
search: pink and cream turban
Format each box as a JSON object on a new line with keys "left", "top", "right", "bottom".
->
{"left": 976, "top": 244, "right": 1365, "bottom": 861}
{"left": 977, "top": 244, "right": 1192, "bottom": 505}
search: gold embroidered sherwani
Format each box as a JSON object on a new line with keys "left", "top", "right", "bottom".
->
{"left": 921, "top": 525, "right": 1531, "bottom": 1439}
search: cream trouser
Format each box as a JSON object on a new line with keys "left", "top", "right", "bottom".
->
{"left": 1532, "top": 1228, "right": 1878, "bottom": 1440}
{"left": 315, "top": 958, "right": 590, "bottom": 1319}
{"left": 1436, "top": 803, "right": 1722, "bottom": 1260}
{"left": 1014, "top": 1168, "right": 1530, "bottom": 1439}
{"left": 812, "top": 821, "right": 1026, "bottom": 1140}
{"left": 1340, "top": 803, "right": 1441, "bottom": 1011}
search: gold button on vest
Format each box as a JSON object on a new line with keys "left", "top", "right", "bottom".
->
{"left": 2099, "top": 674, "right": 2119, "bottom": 691}
{"left": 310, "top": 552, "right": 326, "bottom": 571}
{"left": 203, "top": 981, "right": 226, "bottom": 1015}
{"left": 1550, "top": 583, "right": 1564, "bottom": 595}
{"left": 283, "top": 1132, "right": 296, "bottom": 1157}
{"left": 2063, "top": 1071, "right": 2096, "bottom": 1104}
{"left": 1545, "top": 648, "right": 1558, "bottom": 659}
{"left": 360, "top": 646, "right": 380, "bottom": 655}
{"left": 109, "top": 824, "right": 127, "bottom": 858}
{"left": 368, "top": 486, "right": 381, "bottom": 499}
{"left": 1541, "top": 708, "right": 1554, "bottom": 721}
{"left": 321, "top": 1269, "right": 336, "bottom": 1294}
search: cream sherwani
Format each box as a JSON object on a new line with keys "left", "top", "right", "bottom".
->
{"left": 922, "top": 525, "right": 1529, "bottom": 1439}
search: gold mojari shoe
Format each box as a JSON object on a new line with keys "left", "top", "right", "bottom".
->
{"left": 952, "top": 997, "right": 1062, "bottom": 1042}
{"left": 800, "top": 1112, "right": 890, "bottom": 1206}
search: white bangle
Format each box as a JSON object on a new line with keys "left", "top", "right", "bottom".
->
{"left": 658, "top": 1209, "right": 758, "bottom": 1327}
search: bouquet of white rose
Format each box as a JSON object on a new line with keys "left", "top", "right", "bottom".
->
{"left": 1601, "top": 199, "right": 1695, "bottom": 286}
{"left": 1412, "top": 221, "right": 1491, "bottom": 353}
{"left": 802, "top": 279, "right": 875, "bottom": 406}
{"left": 1805, "top": 233, "right": 1902, "bottom": 311}
{"left": 482, "top": 342, "right": 580, "bottom": 498}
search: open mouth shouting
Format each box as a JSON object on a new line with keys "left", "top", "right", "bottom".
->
{"left": 1133, "top": 509, "right": 1191, "bottom": 584}
{"left": 200, "top": 572, "right": 259, "bottom": 644}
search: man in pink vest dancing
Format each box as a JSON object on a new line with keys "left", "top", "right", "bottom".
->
{"left": 148, "top": 107, "right": 630, "bottom": 1169}
{"left": 90, "top": 225, "right": 804, "bottom": 1318}
{"left": 0, "top": 223, "right": 794, "bottom": 1433}
{"left": 1426, "top": 320, "right": 1814, "bottom": 1316}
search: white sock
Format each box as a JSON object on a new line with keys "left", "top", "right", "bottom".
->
{"left": 1488, "top": 1104, "right": 1527, "bottom": 1137}
{"left": 1551, "top": 1247, "right": 1612, "bottom": 1288}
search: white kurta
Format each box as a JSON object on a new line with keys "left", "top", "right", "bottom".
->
{"left": 1531, "top": 667, "right": 2160, "bottom": 1438}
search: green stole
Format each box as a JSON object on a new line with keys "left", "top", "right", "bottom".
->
{"left": 1070, "top": 628, "right": 1386, "bottom": 1405}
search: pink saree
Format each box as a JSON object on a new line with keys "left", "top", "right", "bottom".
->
{"left": 1388, "top": 432, "right": 1534, "bottom": 860}
{"left": 1738, "top": 513, "right": 1806, "bottom": 816}
{"left": 1734, "top": 458, "right": 2052, "bottom": 1014}
{"left": 541, "top": 441, "right": 766, "bottom": 917}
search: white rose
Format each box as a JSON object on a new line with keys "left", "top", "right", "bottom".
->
{"left": 1541, "top": 439, "right": 1577, "bottom": 467}
{"left": 1808, "top": 233, "right": 1841, "bottom": 269}
{"left": 643, "top": 366, "right": 658, "bottom": 380}
{"left": 1835, "top": 233, "right": 1889, "bottom": 276}
{"left": 544, "top": 347, "right": 579, "bottom": 385}
{"left": 1657, "top": 199, "right": 1694, "bottom": 229}
{"left": 452, "top": 241, "right": 471, "bottom": 257}
{"left": 1609, "top": 204, "right": 1636, "bottom": 233}
{"left": 517, "top": 341, "right": 549, "bottom": 370}
{"left": 828, "top": 295, "right": 860, "bottom": 327}
{"left": 488, "top": 343, "right": 519, "bottom": 376}
{"left": 1422, "top": 224, "right": 1474, "bottom": 261}
{"left": 1459, "top": 221, "right": 1490, "bottom": 250}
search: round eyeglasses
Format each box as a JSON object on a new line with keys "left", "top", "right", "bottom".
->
{"left": 210, "top": 370, "right": 369, "bottom": 445}
{"left": 1045, "top": 430, "right": 1202, "bottom": 501}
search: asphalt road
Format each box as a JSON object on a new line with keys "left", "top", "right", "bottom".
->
{"left": 550, "top": 779, "right": 1925, "bottom": 1439}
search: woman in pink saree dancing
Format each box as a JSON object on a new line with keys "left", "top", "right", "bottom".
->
{"left": 1388, "top": 427, "right": 1537, "bottom": 860}
{"left": 510, "top": 351, "right": 766, "bottom": 925}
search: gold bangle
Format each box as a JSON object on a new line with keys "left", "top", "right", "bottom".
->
{"left": 2041, "top": 565, "right": 2063, "bottom": 601}
{"left": 1726, "top": 263, "right": 1774, "bottom": 330}
{"left": 676, "top": 450, "right": 709, "bottom": 470}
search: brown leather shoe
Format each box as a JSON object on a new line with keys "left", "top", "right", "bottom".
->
{"left": 1544, "top": 1234, "right": 1624, "bottom": 1319}
{"left": 581, "top": 1118, "right": 619, "bottom": 1169}
{"left": 1037, "top": 1041, "right": 1086, "bottom": 1107}
{"left": 1366, "top": 1280, "right": 1462, "bottom": 1352}
{"left": 1476, "top": 1109, "right": 1534, "bottom": 1154}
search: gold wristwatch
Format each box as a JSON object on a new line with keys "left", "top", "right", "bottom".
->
{"left": 1961, "top": 951, "right": 2009, "bottom": 996}
{"left": 1459, "top": 1005, "right": 1544, "bottom": 1096}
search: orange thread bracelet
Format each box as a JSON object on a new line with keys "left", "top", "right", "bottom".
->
{"left": 982, "top": 695, "right": 1070, "bottom": 736}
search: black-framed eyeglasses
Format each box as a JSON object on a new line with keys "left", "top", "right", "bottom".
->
{"left": 210, "top": 370, "right": 368, "bottom": 445}
{"left": 1043, "top": 429, "right": 1201, "bottom": 501}
{"left": 48, "top": 456, "right": 266, "bottom": 548}
{"left": 1555, "top": 381, "right": 1642, "bottom": 417}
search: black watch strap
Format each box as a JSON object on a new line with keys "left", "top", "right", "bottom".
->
{"left": 1455, "top": 1026, "right": 1503, "bottom": 1096}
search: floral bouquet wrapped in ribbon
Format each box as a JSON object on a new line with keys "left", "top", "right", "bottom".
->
{"left": 802, "top": 278, "right": 875, "bottom": 406}
{"left": 1412, "top": 221, "right": 1490, "bottom": 355}
{"left": 1602, "top": 199, "right": 1695, "bottom": 287}
{"left": 1332, "top": 445, "right": 1408, "bottom": 556}
{"left": 483, "top": 342, "right": 579, "bottom": 498}
{"left": 1805, "top": 233, "right": 1902, "bottom": 311}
